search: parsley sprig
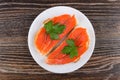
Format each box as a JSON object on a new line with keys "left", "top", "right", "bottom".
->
{"left": 44, "top": 21, "right": 65, "bottom": 40}
{"left": 62, "top": 39, "right": 78, "bottom": 58}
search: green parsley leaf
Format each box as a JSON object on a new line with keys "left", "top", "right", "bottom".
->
{"left": 66, "top": 39, "right": 75, "bottom": 46}
{"left": 57, "top": 25, "right": 65, "bottom": 34}
{"left": 50, "top": 33, "right": 59, "bottom": 40}
{"left": 53, "top": 24, "right": 65, "bottom": 34}
{"left": 44, "top": 21, "right": 53, "bottom": 33}
{"left": 62, "top": 39, "right": 78, "bottom": 58}
{"left": 70, "top": 48, "right": 78, "bottom": 58}
{"left": 62, "top": 46, "right": 72, "bottom": 54}
{"left": 44, "top": 20, "right": 65, "bottom": 40}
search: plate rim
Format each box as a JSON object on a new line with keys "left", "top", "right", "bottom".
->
{"left": 28, "top": 6, "right": 96, "bottom": 73}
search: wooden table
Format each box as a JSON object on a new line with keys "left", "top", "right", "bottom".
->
{"left": 0, "top": 0, "right": 120, "bottom": 80}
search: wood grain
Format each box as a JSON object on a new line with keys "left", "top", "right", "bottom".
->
{"left": 0, "top": 0, "right": 120, "bottom": 80}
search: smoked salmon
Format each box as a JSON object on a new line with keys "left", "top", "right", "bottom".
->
{"left": 46, "top": 27, "right": 89, "bottom": 64}
{"left": 35, "top": 14, "right": 76, "bottom": 55}
{"left": 35, "top": 14, "right": 89, "bottom": 65}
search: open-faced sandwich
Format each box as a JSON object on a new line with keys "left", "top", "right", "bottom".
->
{"left": 35, "top": 14, "right": 89, "bottom": 65}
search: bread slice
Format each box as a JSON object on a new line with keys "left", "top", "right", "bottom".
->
{"left": 35, "top": 14, "right": 76, "bottom": 55}
{"left": 46, "top": 27, "right": 89, "bottom": 64}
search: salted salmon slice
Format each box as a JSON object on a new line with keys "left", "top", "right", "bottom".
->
{"left": 35, "top": 14, "right": 76, "bottom": 55}
{"left": 35, "top": 14, "right": 71, "bottom": 55}
{"left": 46, "top": 45, "right": 87, "bottom": 64}
{"left": 47, "top": 28, "right": 84, "bottom": 59}
{"left": 35, "top": 28, "right": 46, "bottom": 53}
{"left": 52, "top": 14, "right": 71, "bottom": 24}
{"left": 57, "top": 28, "right": 89, "bottom": 59}
{"left": 46, "top": 27, "right": 89, "bottom": 64}
{"left": 43, "top": 15, "right": 76, "bottom": 54}
{"left": 41, "top": 14, "right": 72, "bottom": 54}
{"left": 41, "top": 14, "right": 71, "bottom": 54}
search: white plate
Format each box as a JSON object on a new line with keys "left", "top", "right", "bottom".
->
{"left": 28, "top": 6, "right": 95, "bottom": 73}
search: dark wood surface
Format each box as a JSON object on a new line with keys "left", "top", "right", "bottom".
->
{"left": 0, "top": 0, "right": 120, "bottom": 80}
